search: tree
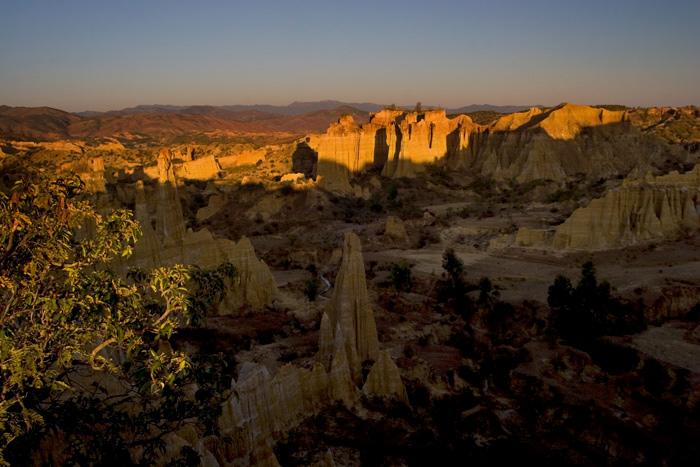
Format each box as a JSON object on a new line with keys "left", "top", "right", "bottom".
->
{"left": 414, "top": 101, "right": 422, "bottom": 113}
{"left": 303, "top": 277, "right": 320, "bottom": 301}
{"left": 0, "top": 175, "right": 234, "bottom": 465}
{"left": 547, "top": 262, "right": 612, "bottom": 341}
{"left": 438, "top": 248, "right": 472, "bottom": 315}
{"left": 477, "top": 276, "right": 499, "bottom": 309}
{"left": 390, "top": 262, "right": 414, "bottom": 293}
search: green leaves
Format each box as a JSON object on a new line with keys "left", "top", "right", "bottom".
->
{"left": 0, "top": 175, "right": 235, "bottom": 464}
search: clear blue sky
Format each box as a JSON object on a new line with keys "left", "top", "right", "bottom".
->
{"left": 1, "top": 0, "right": 698, "bottom": 111}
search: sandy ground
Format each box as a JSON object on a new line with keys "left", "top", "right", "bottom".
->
{"left": 633, "top": 322, "right": 700, "bottom": 372}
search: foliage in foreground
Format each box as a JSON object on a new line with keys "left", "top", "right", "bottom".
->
{"left": 0, "top": 175, "right": 235, "bottom": 465}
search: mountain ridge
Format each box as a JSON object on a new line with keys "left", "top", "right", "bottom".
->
{"left": 72, "top": 101, "right": 546, "bottom": 118}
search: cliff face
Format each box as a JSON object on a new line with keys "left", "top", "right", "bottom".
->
{"left": 155, "top": 149, "right": 187, "bottom": 247}
{"left": 215, "top": 362, "right": 331, "bottom": 466}
{"left": 551, "top": 166, "right": 700, "bottom": 250}
{"left": 312, "top": 103, "right": 680, "bottom": 184}
{"left": 473, "top": 104, "right": 649, "bottom": 183}
{"left": 312, "top": 110, "right": 480, "bottom": 183}
{"left": 173, "top": 154, "right": 221, "bottom": 180}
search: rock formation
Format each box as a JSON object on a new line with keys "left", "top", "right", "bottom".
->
{"left": 215, "top": 361, "right": 332, "bottom": 466}
{"left": 469, "top": 103, "right": 643, "bottom": 183}
{"left": 196, "top": 193, "right": 225, "bottom": 221}
{"left": 362, "top": 350, "right": 410, "bottom": 403}
{"left": 322, "top": 233, "right": 408, "bottom": 404}
{"left": 311, "top": 110, "right": 480, "bottom": 183}
{"left": 311, "top": 103, "right": 682, "bottom": 185}
{"left": 155, "top": 149, "right": 186, "bottom": 246}
{"left": 217, "top": 236, "right": 277, "bottom": 310}
{"left": 61, "top": 156, "right": 107, "bottom": 193}
{"left": 325, "top": 232, "right": 380, "bottom": 382}
{"left": 174, "top": 155, "right": 221, "bottom": 180}
{"left": 124, "top": 150, "right": 278, "bottom": 310}
{"left": 385, "top": 215, "right": 409, "bottom": 243}
{"left": 383, "top": 110, "right": 478, "bottom": 178}
{"left": 551, "top": 165, "right": 700, "bottom": 250}
{"left": 513, "top": 164, "right": 700, "bottom": 250}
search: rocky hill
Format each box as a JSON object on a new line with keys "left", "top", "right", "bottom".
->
{"left": 0, "top": 105, "right": 370, "bottom": 147}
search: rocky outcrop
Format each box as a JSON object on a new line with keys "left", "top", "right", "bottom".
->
{"left": 196, "top": 193, "right": 225, "bottom": 221}
{"left": 385, "top": 216, "right": 409, "bottom": 243}
{"left": 126, "top": 151, "right": 277, "bottom": 310}
{"left": 325, "top": 233, "right": 380, "bottom": 382}
{"left": 311, "top": 115, "right": 359, "bottom": 193}
{"left": 311, "top": 110, "right": 481, "bottom": 182}
{"left": 155, "top": 149, "right": 186, "bottom": 246}
{"left": 174, "top": 155, "right": 221, "bottom": 181}
{"left": 514, "top": 227, "right": 553, "bottom": 247}
{"left": 216, "top": 361, "right": 332, "bottom": 466}
{"left": 383, "top": 110, "right": 479, "bottom": 178}
{"left": 217, "top": 236, "right": 277, "bottom": 310}
{"left": 311, "top": 103, "right": 681, "bottom": 185}
{"left": 205, "top": 235, "right": 406, "bottom": 464}
{"left": 61, "top": 156, "right": 107, "bottom": 193}
{"left": 551, "top": 165, "right": 700, "bottom": 250}
{"left": 362, "top": 350, "right": 409, "bottom": 404}
{"left": 472, "top": 103, "right": 641, "bottom": 183}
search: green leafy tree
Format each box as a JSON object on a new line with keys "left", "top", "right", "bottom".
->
{"left": 0, "top": 175, "right": 235, "bottom": 465}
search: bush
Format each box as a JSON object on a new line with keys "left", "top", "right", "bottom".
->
{"left": 390, "top": 262, "right": 414, "bottom": 293}
{"left": 438, "top": 248, "right": 473, "bottom": 316}
{"left": 303, "top": 278, "right": 320, "bottom": 301}
{"left": 280, "top": 182, "right": 295, "bottom": 195}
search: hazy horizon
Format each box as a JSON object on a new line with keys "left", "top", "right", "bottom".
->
{"left": 1, "top": 0, "right": 698, "bottom": 112}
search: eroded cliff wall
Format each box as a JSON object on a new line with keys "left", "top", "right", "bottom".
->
{"left": 312, "top": 103, "right": 683, "bottom": 185}
{"left": 551, "top": 165, "right": 700, "bottom": 250}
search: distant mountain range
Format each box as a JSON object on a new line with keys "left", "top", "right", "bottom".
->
{"left": 0, "top": 104, "right": 372, "bottom": 145}
{"left": 74, "top": 101, "right": 544, "bottom": 118}
{"left": 0, "top": 101, "right": 546, "bottom": 147}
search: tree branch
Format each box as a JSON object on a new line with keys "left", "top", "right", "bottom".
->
{"left": 89, "top": 338, "right": 117, "bottom": 370}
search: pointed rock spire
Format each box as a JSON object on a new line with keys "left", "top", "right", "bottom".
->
{"left": 362, "top": 350, "right": 409, "bottom": 404}
{"left": 325, "top": 232, "right": 379, "bottom": 382}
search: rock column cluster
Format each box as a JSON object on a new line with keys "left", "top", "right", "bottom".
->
{"left": 212, "top": 233, "right": 408, "bottom": 466}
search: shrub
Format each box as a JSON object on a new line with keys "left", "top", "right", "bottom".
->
{"left": 280, "top": 182, "right": 295, "bottom": 195}
{"left": 390, "top": 262, "right": 414, "bottom": 293}
{"left": 303, "top": 278, "right": 320, "bottom": 301}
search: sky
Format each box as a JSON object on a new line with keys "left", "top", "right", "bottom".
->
{"left": 1, "top": 0, "right": 698, "bottom": 112}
